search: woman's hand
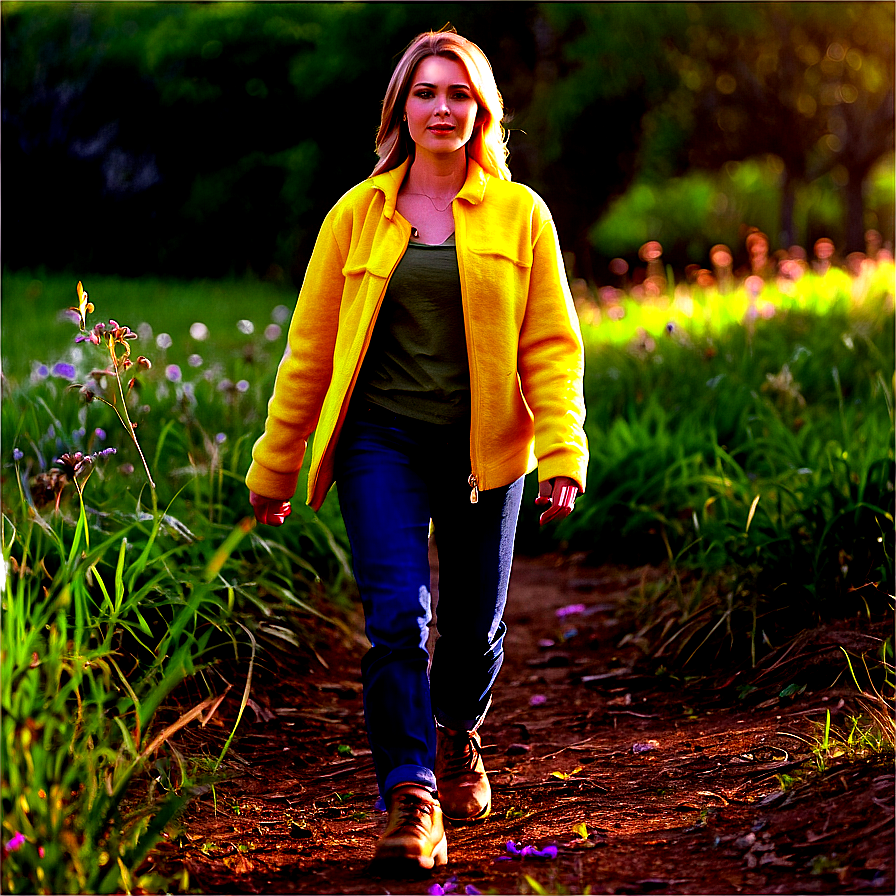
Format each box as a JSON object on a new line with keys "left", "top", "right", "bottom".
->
{"left": 249, "top": 491, "right": 292, "bottom": 527}
{"left": 535, "top": 476, "right": 579, "bottom": 526}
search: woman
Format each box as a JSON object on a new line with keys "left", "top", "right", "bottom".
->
{"left": 246, "top": 29, "right": 588, "bottom": 876}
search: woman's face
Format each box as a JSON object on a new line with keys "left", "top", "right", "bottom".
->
{"left": 404, "top": 55, "right": 480, "bottom": 160}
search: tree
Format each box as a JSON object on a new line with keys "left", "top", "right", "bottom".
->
{"left": 640, "top": 2, "right": 895, "bottom": 252}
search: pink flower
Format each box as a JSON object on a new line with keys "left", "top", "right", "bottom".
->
{"left": 5, "top": 832, "right": 25, "bottom": 852}
{"left": 555, "top": 603, "right": 586, "bottom": 618}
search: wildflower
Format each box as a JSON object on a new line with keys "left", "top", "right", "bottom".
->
{"left": 156, "top": 333, "right": 173, "bottom": 349}
{"left": 428, "top": 877, "right": 458, "bottom": 895}
{"left": 504, "top": 840, "right": 558, "bottom": 859}
{"left": 75, "top": 328, "right": 101, "bottom": 345}
{"left": 136, "top": 356, "right": 152, "bottom": 369}
{"left": 56, "top": 448, "right": 117, "bottom": 479}
{"left": 106, "top": 320, "right": 137, "bottom": 344}
{"left": 31, "top": 362, "right": 49, "bottom": 381}
{"left": 237, "top": 319, "right": 255, "bottom": 335}
{"left": 555, "top": 603, "right": 586, "bottom": 618}
{"left": 78, "top": 384, "right": 97, "bottom": 404}
{"left": 94, "top": 428, "right": 106, "bottom": 440}
{"left": 190, "top": 322, "right": 209, "bottom": 341}
{"left": 4, "top": 832, "right": 26, "bottom": 852}
{"left": 188, "top": 353, "right": 203, "bottom": 367}
{"left": 165, "top": 364, "right": 182, "bottom": 383}
{"left": 272, "top": 304, "right": 291, "bottom": 324}
{"left": 235, "top": 379, "right": 249, "bottom": 393}
{"left": 264, "top": 324, "right": 282, "bottom": 341}
{"left": 69, "top": 281, "right": 94, "bottom": 328}
{"left": 51, "top": 362, "right": 77, "bottom": 381}
{"left": 13, "top": 448, "right": 24, "bottom": 461}
{"left": 215, "top": 433, "right": 227, "bottom": 444}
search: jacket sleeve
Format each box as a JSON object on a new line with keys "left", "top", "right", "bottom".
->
{"left": 516, "top": 207, "right": 589, "bottom": 492}
{"left": 245, "top": 212, "right": 346, "bottom": 500}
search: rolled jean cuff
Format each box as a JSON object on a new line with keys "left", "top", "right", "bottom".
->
{"left": 384, "top": 764, "right": 437, "bottom": 797}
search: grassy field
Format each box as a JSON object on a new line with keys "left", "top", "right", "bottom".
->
{"left": 1, "top": 261, "right": 893, "bottom": 892}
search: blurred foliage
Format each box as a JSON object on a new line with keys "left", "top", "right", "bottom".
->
{"left": 1, "top": 2, "right": 893, "bottom": 283}
{"left": 637, "top": 1, "right": 895, "bottom": 252}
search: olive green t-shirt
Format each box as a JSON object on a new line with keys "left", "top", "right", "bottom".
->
{"left": 357, "top": 233, "right": 470, "bottom": 424}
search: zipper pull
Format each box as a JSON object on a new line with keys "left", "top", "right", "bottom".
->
{"left": 468, "top": 472, "right": 479, "bottom": 504}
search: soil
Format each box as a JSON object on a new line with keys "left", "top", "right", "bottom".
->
{"left": 155, "top": 552, "right": 895, "bottom": 895}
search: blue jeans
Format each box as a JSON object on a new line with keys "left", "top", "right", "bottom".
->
{"left": 334, "top": 406, "right": 524, "bottom": 799}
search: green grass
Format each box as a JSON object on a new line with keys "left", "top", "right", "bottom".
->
{"left": 1, "top": 261, "right": 893, "bottom": 889}
{"left": 1, "top": 271, "right": 352, "bottom": 893}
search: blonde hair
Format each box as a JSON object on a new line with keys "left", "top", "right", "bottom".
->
{"left": 372, "top": 29, "right": 511, "bottom": 180}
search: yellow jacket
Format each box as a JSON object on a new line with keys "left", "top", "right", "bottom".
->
{"left": 246, "top": 158, "right": 588, "bottom": 510}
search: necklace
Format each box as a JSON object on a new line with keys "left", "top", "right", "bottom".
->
{"left": 403, "top": 191, "right": 456, "bottom": 212}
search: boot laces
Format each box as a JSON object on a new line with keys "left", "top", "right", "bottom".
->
{"left": 443, "top": 731, "right": 481, "bottom": 777}
{"left": 392, "top": 793, "right": 434, "bottom": 831}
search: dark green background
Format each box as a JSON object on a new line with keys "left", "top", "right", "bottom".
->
{"left": 3, "top": 1, "right": 893, "bottom": 285}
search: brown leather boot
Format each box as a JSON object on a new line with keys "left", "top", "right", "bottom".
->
{"left": 435, "top": 728, "right": 491, "bottom": 823}
{"left": 371, "top": 786, "right": 448, "bottom": 876}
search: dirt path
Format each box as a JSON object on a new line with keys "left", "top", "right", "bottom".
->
{"left": 159, "top": 554, "right": 894, "bottom": 894}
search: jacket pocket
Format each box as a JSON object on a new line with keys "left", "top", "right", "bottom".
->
{"left": 466, "top": 233, "right": 533, "bottom": 269}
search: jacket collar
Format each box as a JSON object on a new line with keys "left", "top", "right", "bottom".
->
{"left": 370, "top": 157, "right": 489, "bottom": 219}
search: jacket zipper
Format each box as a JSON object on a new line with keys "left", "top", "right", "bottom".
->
{"left": 454, "top": 203, "right": 481, "bottom": 505}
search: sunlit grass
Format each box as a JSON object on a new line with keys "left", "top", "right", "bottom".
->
{"left": 1, "top": 259, "right": 893, "bottom": 889}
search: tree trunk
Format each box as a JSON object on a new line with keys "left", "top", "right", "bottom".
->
{"left": 779, "top": 171, "right": 797, "bottom": 251}
{"left": 843, "top": 169, "right": 867, "bottom": 255}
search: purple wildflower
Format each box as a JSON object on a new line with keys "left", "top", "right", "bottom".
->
{"left": 189, "top": 322, "right": 209, "bottom": 341}
{"left": 215, "top": 433, "right": 227, "bottom": 444}
{"left": 188, "top": 354, "right": 203, "bottom": 368}
{"left": 264, "top": 324, "right": 282, "bottom": 342}
{"left": 235, "top": 379, "right": 249, "bottom": 393}
{"left": 428, "top": 877, "right": 458, "bottom": 895}
{"left": 156, "top": 333, "right": 173, "bottom": 349}
{"left": 56, "top": 448, "right": 117, "bottom": 478}
{"left": 505, "top": 840, "right": 558, "bottom": 859}
{"left": 94, "top": 428, "right": 106, "bottom": 441}
{"left": 165, "top": 364, "right": 182, "bottom": 383}
{"left": 51, "top": 362, "right": 77, "bottom": 381}
{"left": 13, "top": 448, "right": 24, "bottom": 461}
